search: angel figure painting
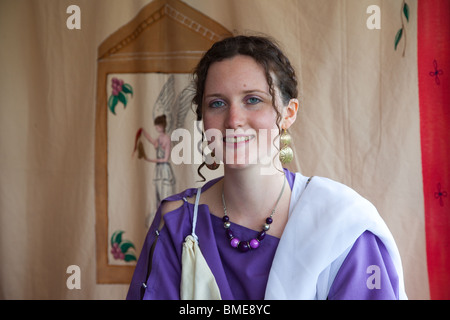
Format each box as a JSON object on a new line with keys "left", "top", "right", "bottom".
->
{"left": 107, "top": 73, "right": 195, "bottom": 266}
{"left": 133, "top": 75, "right": 194, "bottom": 209}
{"left": 134, "top": 115, "right": 176, "bottom": 206}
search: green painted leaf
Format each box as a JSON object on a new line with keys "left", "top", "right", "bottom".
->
{"left": 108, "top": 95, "right": 118, "bottom": 115}
{"left": 394, "top": 28, "right": 403, "bottom": 51}
{"left": 124, "top": 253, "right": 137, "bottom": 262}
{"left": 111, "top": 230, "right": 124, "bottom": 246}
{"left": 118, "top": 91, "right": 128, "bottom": 107}
{"left": 403, "top": 2, "right": 410, "bottom": 23}
{"left": 122, "top": 83, "right": 133, "bottom": 96}
{"left": 119, "top": 240, "right": 135, "bottom": 253}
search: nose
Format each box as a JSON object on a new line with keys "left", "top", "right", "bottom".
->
{"left": 225, "top": 102, "right": 245, "bottom": 129}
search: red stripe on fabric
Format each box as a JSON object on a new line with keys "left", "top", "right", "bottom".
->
{"left": 418, "top": 0, "right": 450, "bottom": 300}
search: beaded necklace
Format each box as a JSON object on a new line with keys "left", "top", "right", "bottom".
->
{"left": 221, "top": 175, "right": 287, "bottom": 252}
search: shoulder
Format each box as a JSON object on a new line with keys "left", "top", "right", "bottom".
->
{"left": 310, "top": 176, "right": 366, "bottom": 199}
{"left": 158, "top": 177, "right": 222, "bottom": 228}
{"left": 160, "top": 199, "right": 186, "bottom": 216}
{"left": 157, "top": 188, "right": 196, "bottom": 229}
{"left": 302, "top": 176, "right": 377, "bottom": 213}
{"left": 289, "top": 174, "right": 383, "bottom": 242}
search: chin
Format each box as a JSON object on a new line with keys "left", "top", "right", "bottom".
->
{"left": 223, "top": 155, "right": 260, "bottom": 170}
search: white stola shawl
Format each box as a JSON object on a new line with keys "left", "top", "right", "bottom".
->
{"left": 264, "top": 173, "right": 407, "bottom": 299}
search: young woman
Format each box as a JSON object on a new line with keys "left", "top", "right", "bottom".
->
{"left": 127, "top": 35, "right": 407, "bottom": 300}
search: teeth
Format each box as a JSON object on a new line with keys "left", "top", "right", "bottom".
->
{"left": 225, "top": 136, "right": 253, "bottom": 143}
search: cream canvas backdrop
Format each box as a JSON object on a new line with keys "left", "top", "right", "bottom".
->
{"left": 0, "top": 0, "right": 428, "bottom": 299}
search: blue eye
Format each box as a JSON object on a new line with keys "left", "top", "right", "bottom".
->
{"left": 246, "top": 97, "right": 262, "bottom": 105}
{"left": 209, "top": 100, "right": 225, "bottom": 108}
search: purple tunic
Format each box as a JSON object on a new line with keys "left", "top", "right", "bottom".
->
{"left": 127, "top": 169, "right": 399, "bottom": 300}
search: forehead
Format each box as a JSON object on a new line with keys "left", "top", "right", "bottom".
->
{"left": 204, "top": 55, "right": 269, "bottom": 94}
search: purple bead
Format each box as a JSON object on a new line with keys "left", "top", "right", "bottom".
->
{"left": 238, "top": 241, "right": 250, "bottom": 252}
{"left": 230, "top": 238, "right": 240, "bottom": 248}
{"left": 225, "top": 228, "right": 234, "bottom": 240}
{"left": 250, "top": 239, "right": 260, "bottom": 249}
{"left": 222, "top": 216, "right": 229, "bottom": 222}
{"left": 266, "top": 217, "right": 273, "bottom": 224}
{"left": 257, "top": 231, "right": 266, "bottom": 241}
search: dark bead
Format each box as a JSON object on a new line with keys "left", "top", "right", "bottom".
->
{"left": 222, "top": 216, "right": 229, "bottom": 222}
{"left": 266, "top": 217, "right": 273, "bottom": 224}
{"left": 238, "top": 241, "right": 250, "bottom": 252}
{"left": 257, "top": 231, "right": 266, "bottom": 241}
{"left": 225, "top": 228, "right": 234, "bottom": 239}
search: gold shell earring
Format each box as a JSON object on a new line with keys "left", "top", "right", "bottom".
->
{"left": 279, "top": 129, "right": 293, "bottom": 164}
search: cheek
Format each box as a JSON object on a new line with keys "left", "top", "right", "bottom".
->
{"left": 202, "top": 110, "right": 222, "bottom": 131}
{"left": 202, "top": 113, "right": 224, "bottom": 152}
{"left": 202, "top": 115, "right": 213, "bottom": 132}
{"left": 253, "top": 108, "right": 279, "bottom": 132}
{"left": 253, "top": 110, "right": 280, "bottom": 148}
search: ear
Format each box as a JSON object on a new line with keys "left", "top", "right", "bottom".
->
{"left": 281, "top": 98, "right": 299, "bottom": 130}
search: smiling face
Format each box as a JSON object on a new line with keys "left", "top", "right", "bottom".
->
{"left": 202, "top": 55, "right": 288, "bottom": 169}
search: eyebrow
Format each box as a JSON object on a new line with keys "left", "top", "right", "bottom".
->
{"left": 204, "top": 89, "right": 271, "bottom": 99}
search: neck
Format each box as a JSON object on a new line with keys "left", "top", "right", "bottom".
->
{"left": 222, "top": 165, "right": 287, "bottom": 223}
